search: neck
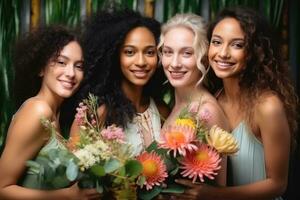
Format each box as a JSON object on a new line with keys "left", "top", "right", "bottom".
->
{"left": 121, "top": 81, "right": 148, "bottom": 113}
{"left": 222, "top": 77, "right": 241, "bottom": 103}
{"left": 174, "top": 84, "right": 205, "bottom": 106}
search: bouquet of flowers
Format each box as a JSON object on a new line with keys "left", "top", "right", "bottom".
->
{"left": 68, "top": 93, "right": 144, "bottom": 199}
{"left": 137, "top": 101, "right": 239, "bottom": 199}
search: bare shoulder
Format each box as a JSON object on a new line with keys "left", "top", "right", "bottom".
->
{"left": 255, "top": 92, "right": 285, "bottom": 121}
{"left": 16, "top": 98, "right": 53, "bottom": 120}
{"left": 154, "top": 99, "right": 170, "bottom": 120}
{"left": 8, "top": 98, "right": 53, "bottom": 140}
{"left": 4, "top": 98, "right": 53, "bottom": 158}
{"left": 200, "top": 98, "right": 229, "bottom": 130}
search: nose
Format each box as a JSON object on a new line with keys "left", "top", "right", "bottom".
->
{"left": 136, "top": 53, "right": 146, "bottom": 67}
{"left": 170, "top": 53, "right": 181, "bottom": 69}
{"left": 218, "top": 45, "right": 230, "bottom": 59}
{"left": 65, "top": 64, "right": 75, "bottom": 78}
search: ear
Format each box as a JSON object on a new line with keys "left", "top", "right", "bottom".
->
{"left": 39, "top": 69, "right": 44, "bottom": 77}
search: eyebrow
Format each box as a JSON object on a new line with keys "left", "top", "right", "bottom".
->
{"left": 58, "top": 55, "right": 84, "bottom": 62}
{"left": 163, "top": 45, "right": 194, "bottom": 50}
{"left": 122, "top": 44, "right": 156, "bottom": 48}
{"left": 211, "top": 34, "right": 245, "bottom": 42}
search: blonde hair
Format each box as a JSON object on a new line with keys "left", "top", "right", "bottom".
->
{"left": 158, "top": 13, "right": 208, "bottom": 83}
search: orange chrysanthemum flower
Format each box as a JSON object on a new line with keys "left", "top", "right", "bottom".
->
{"left": 137, "top": 152, "right": 168, "bottom": 190}
{"left": 180, "top": 143, "right": 221, "bottom": 183}
{"left": 159, "top": 125, "right": 198, "bottom": 157}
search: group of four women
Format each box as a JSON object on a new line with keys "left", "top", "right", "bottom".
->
{"left": 0, "top": 6, "right": 297, "bottom": 200}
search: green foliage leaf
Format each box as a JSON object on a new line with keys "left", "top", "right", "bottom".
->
{"left": 51, "top": 176, "right": 70, "bottom": 188}
{"left": 125, "top": 159, "right": 142, "bottom": 177}
{"left": 104, "top": 158, "right": 121, "bottom": 173}
{"left": 66, "top": 160, "right": 79, "bottom": 181}
{"left": 96, "top": 180, "right": 104, "bottom": 193}
{"left": 138, "top": 185, "right": 162, "bottom": 200}
{"left": 90, "top": 164, "right": 106, "bottom": 177}
{"left": 162, "top": 183, "right": 185, "bottom": 193}
{"left": 146, "top": 141, "right": 158, "bottom": 152}
{"left": 26, "top": 160, "right": 41, "bottom": 174}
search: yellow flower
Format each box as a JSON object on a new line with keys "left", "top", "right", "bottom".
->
{"left": 175, "top": 118, "right": 196, "bottom": 129}
{"left": 206, "top": 125, "right": 239, "bottom": 154}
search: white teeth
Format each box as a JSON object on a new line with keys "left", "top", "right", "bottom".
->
{"left": 60, "top": 81, "right": 74, "bottom": 89}
{"left": 217, "top": 61, "right": 232, "bottom": 66}
{"left": 132, "top": 70, "right": 148, "bottom": 78}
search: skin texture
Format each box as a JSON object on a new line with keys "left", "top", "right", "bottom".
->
{"left": 160, "top": 25, "right": 229, "bottom": 200}
{"left": 0, "top": 41, "right": 100, "bottom": 200}
{"left": 178, "top": 17, "right": 291, "bottom": 200}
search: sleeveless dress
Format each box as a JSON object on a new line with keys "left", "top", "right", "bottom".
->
{"left": 125, "top": 98, "right": 161, "bottom": 156}
{"left": 19, "top": 126, "right": 69, "bottom": 189}
{"left": 230, "top": 122, "right": 283, "bottom": 200}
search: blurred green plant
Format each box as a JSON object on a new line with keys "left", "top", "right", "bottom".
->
{"left": 44, "top": 0, "right": 81, "bottom": 27}
{"left": 0, "top": 0, "right": 20, "bottom": 153}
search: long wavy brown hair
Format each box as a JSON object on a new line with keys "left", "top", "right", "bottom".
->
{"left": 207, "top": 6, "right": 298, "bottom": 149}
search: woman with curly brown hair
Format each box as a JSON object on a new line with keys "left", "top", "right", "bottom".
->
{"left": 175, "top": 6, "right": 298, "bottom": 200}
{"left": 0, "top": 25, "right": 100, "bottom": 200}
{"left": 70, "top": 9, "right": 169, "bottom": 156}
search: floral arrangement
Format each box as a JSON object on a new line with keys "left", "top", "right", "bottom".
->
{"left": 68, "top": 94, "right": 144, "bottom": 199}
{"left": 136, "top": 101, "right": 239, "bottom": 199}
{"left": 26, "top": 96, "right": 238, "bottom": 200}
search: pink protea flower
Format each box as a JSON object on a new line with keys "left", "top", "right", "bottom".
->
{"left": 159, "top": 125, "right": 198, "bottom": 157}
{"left": 180, "top": 143, "right": 221, "bottom": 183}
{"left": 198, "top": 109, "right": 212, "bottom": 123}
{"left": 137, "top": 152, "right": 168, "bottom": 190}
{"left": 101, "top": 124, "right": 125, "bottom": 143}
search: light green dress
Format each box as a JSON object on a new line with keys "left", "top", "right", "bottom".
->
{"left": 229, "top": 122, "right": 283, "bottom": 200}
{"left": 19, "top": 132, "right": 68, "bottom": 189}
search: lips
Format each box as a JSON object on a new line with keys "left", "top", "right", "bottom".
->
{"left": 59, "top": 80, "right": 75, "bottom": 89}
{"left": 168, "top": 70, "right": 187, "bottom": 79}
{"left": 214, "top": 60, "right": 235, "bottom": 69}
{"left": 131, "top": 70, "right": 150, "bottom": 78}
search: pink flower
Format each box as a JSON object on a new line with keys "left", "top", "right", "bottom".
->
{"left": 198, "top": 109, "right": 212, "bottom": 123}
{"left": 137, "top": 152, "right": 168, "bottom": 190}
{"left": 159, "top": 125, "right": 198, "bottom": 157}
{"left": 75, "top": 102, "right": 88, "bottom": 126}
{"left": 180, "top": 143, "right": 221, "bottom": 183}
{"left": 101, "top": 124, "right": 125, "bottom": 143}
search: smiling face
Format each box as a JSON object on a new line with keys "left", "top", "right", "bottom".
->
{"left": 208, "top": 17, "right": 246, "bottom": 79}
{"left": 40, "top": 41, "right": 84, "bottom": 98}
{"left": 161, "top": 26, "right": 201, "bottom": 89}
{"left": 120, "top": 27, "right": 158, "bottom": 88}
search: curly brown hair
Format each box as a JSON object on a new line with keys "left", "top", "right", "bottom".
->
{"left": 207, "top": 6, "right": 298, "bottom": 148}
{"left": 13, "top": 25, "right": 81, "bottom": 109}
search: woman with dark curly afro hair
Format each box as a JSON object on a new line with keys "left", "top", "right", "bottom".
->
{"left": 175, "top": 6, "right": 298, "bottom": 200}
{"left": 0, "top": 25, "right": 100, "bottom": 199}
{"left": 70, "top": 9, "right": 169, "bottom": 156}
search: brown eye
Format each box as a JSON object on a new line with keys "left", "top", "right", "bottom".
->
{"left": 145, "top": 48, "right": 156, "bottom": 57}
{"left": 123, "top": 48, "right": 135, "bottom": 56}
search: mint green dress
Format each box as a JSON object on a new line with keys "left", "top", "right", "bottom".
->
{"left": 229, "top": 122, "right": 283, "bottom": 200}
{"left": 19, "top": 132, "right": 68, "bottom": 189}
